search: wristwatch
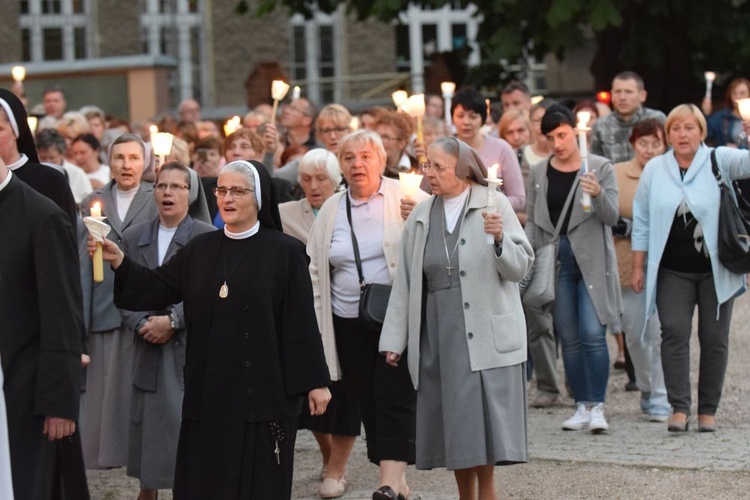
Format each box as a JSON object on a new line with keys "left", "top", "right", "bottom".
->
{"left": 168, "top": 313, "right": 176, "bottom": 330}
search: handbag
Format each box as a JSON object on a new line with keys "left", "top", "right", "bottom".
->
{"left": 345, "top": 195, "right": 392, "bottom": 326}
{"left": 710, "top": 149, "right": 750, "bottom": 273}
{"left": 522, "top": 174, "right": 580, "bottom": 307}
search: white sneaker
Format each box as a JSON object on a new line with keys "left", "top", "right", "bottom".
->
{"left": 562, "top": 403, "right": 590, "bottom": 430}
{"left": 588, "top": 403, "right": 609, "bottom": 433}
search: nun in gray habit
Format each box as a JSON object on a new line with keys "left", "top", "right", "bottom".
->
{"left": 380, "top": 137, "right": 533, "bottom": 498}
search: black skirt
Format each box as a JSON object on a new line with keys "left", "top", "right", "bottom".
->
{"left": 298, "top": 380, "right": 361, "bottom": 436}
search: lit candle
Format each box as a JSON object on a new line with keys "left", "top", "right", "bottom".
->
{"left": 11, "top": 66, "right": 26, "bottom": 83}
{"left": 392, "top": 90, "right": 408, "bottom": 110}
{"left": 223, "top": 116, "right": 241, "bottom": 137}
{"left": 398, "top": 171, "right": 424, "bottom": 201}
{"left": 151, "top": 132, "right": 174, "bottom": 172}
{"left": 737, "top": 98, "right": 750, "bottom": 120}
{"left": 406, "top": 94, "right": 427, "bottom": 165}
{"left": 271, "top": 80, "right": 290, "bottom": 125}
{"left": 292, "top": 85, "right": 301, "bottom": 100}
{"left": 705, "top": 71, "right": 716, "bottom": 100}
{"left": 27, "top": 116, "right": 38, "bottom": 135}
{"left": 441, "top": 81, "right": 455, "bottom": 129}
{"left": 485, "top": 163, "right": 503, "bottom": 244}
{"left": 91, "top": 202, "right": 104, "bottom": 282}
{"left": 576, "top": 111, "right": 592, "bottom": 213}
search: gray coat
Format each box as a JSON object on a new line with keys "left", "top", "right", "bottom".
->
{"left": 379, "top": 183, "right": 534, "bottom": 389}
{"left": 81, "top": 181, "right": 158, "bottom": 333}
{"left": 524, "top": 155, "right": 622, "bottom": 326}
{"left": 120, "top": 215, "right": 216, "bottom": 391}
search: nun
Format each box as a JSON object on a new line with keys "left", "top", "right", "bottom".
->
{"left": 380, "top": 137, "right": 533, "bottom": 499}
{"left": 91, "top": 160, "right": 331, "bottom": 499}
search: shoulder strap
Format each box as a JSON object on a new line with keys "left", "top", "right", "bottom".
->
{"left": 345, "top": 195, "right": 365, "bottom": 287}
{"left": 710, "top": 149, "right": 722, "bottom": 184}
{"left": 552, "top": 174, "right": 580, "bottom": 240}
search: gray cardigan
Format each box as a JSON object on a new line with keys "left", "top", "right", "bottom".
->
{"left": 379, "top": 183, "right": 534, "bottom": 389}
{"left": 524, "top": 155, "right": 622, "bottom": 326}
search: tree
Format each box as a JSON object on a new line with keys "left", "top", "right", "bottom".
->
{"left": 240, "top": 0, "right": 750, "bottom": 111}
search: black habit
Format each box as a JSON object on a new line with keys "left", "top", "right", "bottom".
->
{"left": 113, "top": 227, "right": 330, "bottom": 499}
{"left": 0, "top": 174, "right": 85, "bottom": 499}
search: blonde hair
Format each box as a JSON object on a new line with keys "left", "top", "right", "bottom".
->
{"left": 497, "top": 109, "right": 530, "bottom": 141}
{"left": 57, "top": 111, "right": 89, "bottom": 138}
{"left": 665, "top": 104, "right": 707, "bottom": 143}
{"left": 315, "top": 104, "right": 353, "bottom": 140}
{"left": 337, "top": 129, "right": 387, "bottom": 169}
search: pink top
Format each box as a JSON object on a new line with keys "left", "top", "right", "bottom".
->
{"left": 478, "top": 135, "right": 525, "bottom": 211}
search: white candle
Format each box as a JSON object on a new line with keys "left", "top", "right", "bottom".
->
{"left": 11, "top": 66, "right": 26, "bottom": 83}
{"left": 487, "top": 163, "right": 499, "bottom": 182}
{"left": 576, "top": 111, "right": 592, "bottom": 212}
{"left": 441, "top": 82, "right": 455, "bottom": 129}
{"left": 705, "top": 71, "right": 716, "bottom": 100}
{"left": 292, "top": 85, "right": 301, "bottom": 100}
{"left": 485, "top": 164, "right": 503, "bottom": 244}
{"left": 91, "top": 202, "right": 104, "bottom": 282}
{"left": 737, "top": 98, "right": 750, "bottom": 121}
{"left": 398, "top": 171, "right": 424, "bottom": 200}
{"left": 271, "top": 80, "right": 290, "bottom": 125}
{"left": 223, "top": 116, "right": 241, "bottom": 137}
{"left": 27, "top": 116, "right": 37, "bottom": 135}
{"left": 392, "top": 90, "right": 408, "bottom": 109}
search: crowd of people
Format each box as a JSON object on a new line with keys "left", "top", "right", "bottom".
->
{"left": 1, "top": 68, "right": 749, "bottom": 500}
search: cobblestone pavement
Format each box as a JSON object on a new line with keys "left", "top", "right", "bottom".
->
{"left": 89, "top": 292, "right": 750, "bottom": 499}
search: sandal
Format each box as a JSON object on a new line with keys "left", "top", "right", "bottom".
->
{"left": 373, "top": 485, "right": 405, "bottom": 500}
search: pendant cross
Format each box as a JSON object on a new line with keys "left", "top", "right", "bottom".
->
{"left": 446, "top": 265, "right": 454, "bottom": 276}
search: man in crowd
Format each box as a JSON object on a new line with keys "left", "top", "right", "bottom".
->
{"left": 178, "top": 98, "right": 201, "bottom": 123}
{"left": 280, "top": 97, "right": 318, "bottom": 148}
{"left": 36, "top": 128, "right": 94, "bottom": 204}
{"left": 43, "top": 85, "right": 67, "bottom": 120}
{"left": 501, "top": 80, "right": 533, "bottom": 113}
{"left": 591, "top": 71, "right": 666, "bottom": 163}
{"left": 120, "top": 161, "right": 215, "bottom": 500}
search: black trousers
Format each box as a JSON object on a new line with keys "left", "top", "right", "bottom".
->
{"left": 333, "top": 314, "right": 416, "bottom": 465}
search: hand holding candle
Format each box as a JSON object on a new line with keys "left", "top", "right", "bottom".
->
{"left": 705, "top": 71, "right": 716, "bottom": 100}
{"left": 576, "top": 111, "right": 592, "bottom": 212}
{"left": 271, "top": 80, "right": 290, "bottom": 125}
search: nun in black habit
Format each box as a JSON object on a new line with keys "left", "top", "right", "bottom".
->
{"left": 94, "top": 160, "right": 331, "bottom": 499}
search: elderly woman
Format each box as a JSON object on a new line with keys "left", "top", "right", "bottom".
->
{"left": 613, "top": 118, "right": 670, "bottom": 422}
{"left": 525, "top": 104, "right": 621, "bottom": 433}
{"left": 308, "top": 130, "right": 428, "bottom": 500}
{"left": 92, "top": 160, "right": 331, "bottom": 499}
{"left": 279, "top": 150, "right": 358, "bottom": 498}
{"left": 380, "top": 137, "right": 533, "bottom": 499}
{"left": 632, "top": 104, "right": 750, "bottom": 432}
{"left": 452, "top": 89, "right": 525, "bottom": 211}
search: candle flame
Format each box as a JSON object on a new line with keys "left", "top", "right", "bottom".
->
{"left": 27, "top": 116, "right": 38, "bottom": 135}
{"left": 392, "top": 90, "right": 408, "bottom": 108}
{"left": 271, "top": 80, "right": 290, "bottom": 101}
{"left": 440, "top": 81, "right": 456, "bottom": 98}
{"left": 737, "top": 98, "right": 750, "bottom": 121}
{"left": 576, "top": 111, "right": 591, "bottom": 129}
{"left": 406, "top": 94, "right": 426, "bottom": 118}
{"left": 705, "top": 71, "right": 717, "bottom": 82}
{"left": 93, "top": 202, "right": 101, "bottom": 210}
{"left": 11, "top": 66, "right": 26, "bottom": 83}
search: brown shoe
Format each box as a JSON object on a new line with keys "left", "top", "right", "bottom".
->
{"left": 667, "top": 412, "right": 689, "bottom": 432}
{"left": 698, "top": 414, "right": 716, "bottom": 432}
{"left": 531, "top": 392, "right": 557, "bottom": 408}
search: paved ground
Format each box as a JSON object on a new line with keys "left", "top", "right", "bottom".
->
{"left": 88, "top": 292, "right": 750, "bottom": 499}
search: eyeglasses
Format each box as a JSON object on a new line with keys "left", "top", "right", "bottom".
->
{"left": 319, "top": 126, "right": 349, "bottom": 135}
{"left": 155, "top": 183, "right": 189, "bottom": 192}
{"left": 213, "top": 186, "right": 254, "bottom": 198}
{"left": 380, "top": 135, "right": 404, "bottom": 142}
{"left": 420, "top": 162, "right": 449, "bottom": 174}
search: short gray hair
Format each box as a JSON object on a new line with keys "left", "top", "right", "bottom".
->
{"left": 298, "top": 149, "right": 342, "bottom": 186}
{"left": 429, "top": 136, "right": 460, "bottom": 160}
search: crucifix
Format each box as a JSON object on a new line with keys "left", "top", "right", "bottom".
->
{"left": 446, "top": 265, "right": 454, "bottom": 276}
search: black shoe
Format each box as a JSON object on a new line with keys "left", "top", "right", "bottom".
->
{"left": 624, "top": 381, "right": 638, "bottom": 392}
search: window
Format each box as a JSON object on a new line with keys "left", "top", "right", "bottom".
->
{"left": 291, "top": 25, "right": 307, "bottom": 81}
{"left": 74, "top": 27, "right": 87, "bottom": 59}
{"left": 21, "top": 29, "right": 31, "bottom": 62}
{"left": 289, "top": 10, "right": 340, "bottom": 104}
{"left": 72, "top": 0, "right": 84, "bottom": 13}
{"left": 188, "top": 0, "right": 198, "bottom": 13}
{"left": 319, "top": 25, "right": 335, "bottom": 104}
{"left": 396, "top": 24, "right": 410, "bottom": 72}
{"left": 20, "top": 0, "right": 29, "bottom": 14}
{"left": 41, "top": 0, "right": 62, "bottom": 14}
{"left": 452, "top": 23, "right": 467, "bottom": 51}
{"left": 43, "top": 28, "right": 64, "bottom": 60}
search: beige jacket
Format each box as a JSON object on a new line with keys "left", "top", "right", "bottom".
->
{"left": 613, "top": 159, "right": 642, "bottom": 288}
{"left": 279, "top": 198, "right": 315, "bottom": 245}
{"left": 307, "top": 177, "right": 428, "bottom": 380}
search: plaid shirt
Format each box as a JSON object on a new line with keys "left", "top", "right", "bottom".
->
{"left": 590, "top": 107, "right": 666, "bottom": 163}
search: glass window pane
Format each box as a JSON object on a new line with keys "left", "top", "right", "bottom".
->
{"left": 188, "top": 0, "right": 199, "bottom": 13}
{"left": 74, "top": 27, "right": 87, "bottom": 59}
{"left": 293, "top": 26, "right": 305, "bottom": 64}
{"left": 319, "top": 25, "right": 333, "bottom": 64}
{"left": 396, "top": 24, "right": 409, "bottom": 71}
{"left": 422, "top": 24, "right": 437, "bottom": 64}
{"left": 73, "top": 0, "right": 85, "bottom": 13}
{"left": 43, "top": 28, "right": 64, "bottom": 60}
{"left": 452, "top": 23, "right": 467, "bottom": 51}
{"left": 21, "top": 29, "right": 32, "bottom": 62}
{"left": 20, "top": 0, "right": 29, "bottom": 14}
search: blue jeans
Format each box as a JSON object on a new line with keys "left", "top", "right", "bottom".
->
{"left": 552, "top": 236, "right": 609, "bottom": 404}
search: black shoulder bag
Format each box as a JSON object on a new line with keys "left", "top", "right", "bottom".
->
{"left": 346, "top": 195, "right": 392, "bottom": 326}
{"left": 710, "top": 149, "right": 750, "bottom": 273}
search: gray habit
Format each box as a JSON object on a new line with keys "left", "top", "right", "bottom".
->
{"left": 416, "top": 197, "right": 528, "bottom": 470}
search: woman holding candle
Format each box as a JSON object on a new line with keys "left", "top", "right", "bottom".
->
{"left": 704, "top": 77, "right": 750, "bottom": 148}
{"left": 632, "top": 104, "right": 750, "bottom": 432}
{"left": 525, "top": 104, "right": 621, "bottom": 433}
{"left": 380, "top": 137, "right": 532, "bottom": 499}
{"left": 308, "top": 130, "right": 428, "bottom": 500}
{"left": 451, "top": 89, "right": 526, "bottom": 211}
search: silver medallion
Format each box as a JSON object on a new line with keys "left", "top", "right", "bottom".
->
{"left": 219, "top": 282, "right": 229, "bottom": 299}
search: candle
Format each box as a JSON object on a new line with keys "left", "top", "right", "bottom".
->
{"left": 441, "top": 82, "right": 455, "bottom": 129}
{"left": 576, "top": 111, "right": 592, "bottom": 212}
{"left": 27, "top": 116, "right": 37, "bottom": 135}
{"left": 292, "top": 85, "right": 301, "bottom": 100}
{"left": 406, "top": 94, "right": 427, "bottom": 164}
{"left": 391, "top": 90, "right": 408, "bottom": 110}
{"left": 737, "top": 98, "right": 750, "bottom": 120}
{"left": 151, "top": 132, "right": 174, "bottom": 156}
{"left": 11, "top": 66, "right": 26, "bottom": 83}
{"left": 91, "top": 202, "right": 104, "bottom": 282}
{"left": 398, "top": 171, "right": 424, "bottom": 201}
{"left": 705, "top": 71, "right": 716, "bottom": 100}
{"left": 271, "top": 80, "right": 290, "bottom": 125}
{"left": 485, "top": 163, "right": 503, "bottom": 244}
{"left": 223, "top": 116, "right": 241, "bottom": 137}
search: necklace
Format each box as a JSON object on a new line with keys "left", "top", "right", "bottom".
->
{"left": 219, "top": 237, "right": 255, "bottom": 299}
{"left": 441, "top": 192, "right": 470, "bottom": 277}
